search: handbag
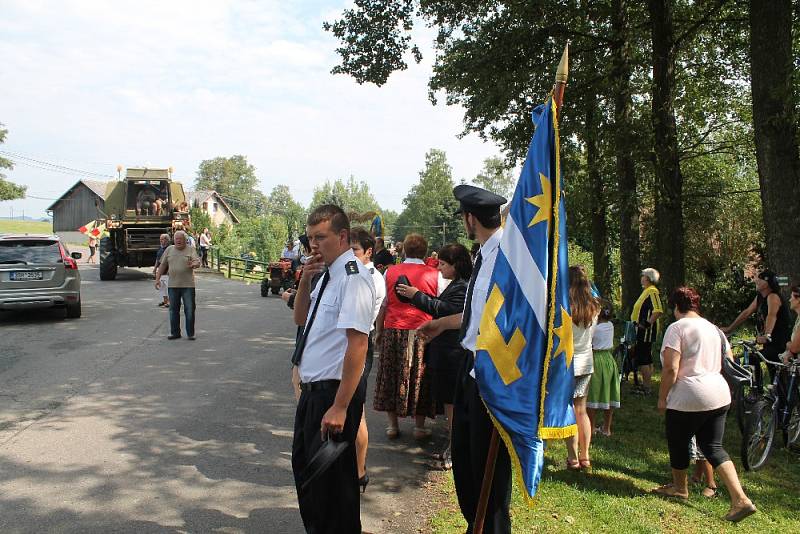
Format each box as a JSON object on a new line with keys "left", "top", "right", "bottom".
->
{"left": 717, "top": 328, "right": 752, "bottom": 388}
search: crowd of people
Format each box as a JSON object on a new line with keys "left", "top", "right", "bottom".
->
{"left": 126, "top": 183, "right": 797, "bottom": 531}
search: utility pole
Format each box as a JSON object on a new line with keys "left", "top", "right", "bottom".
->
{"left": 442, "top": 222, "right": 446, "bottom": 248}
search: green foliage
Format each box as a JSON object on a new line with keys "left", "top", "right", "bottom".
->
{"left": 188, "top": 207, "right": 212, "bottom": 236}
{"left": 310, "top": 175, "right": 380, "bottom": 215}
{"left": 393, "top": 149, "right": 464, "bottom": 250}
{"left": 0, "top": 123, "right": 26, "bottom": 201}
{"left": 194, "top": 155, "right": 266, "bottom": 218}
{"left": 473, "top": 156, "right": 516, "bottom": 200}
{"left": 266, "top": 185, "right": 306, "bottom": 238}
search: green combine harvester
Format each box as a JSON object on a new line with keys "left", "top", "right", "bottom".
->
{"left": 98, "top": 168, "right": 189, "bottom": 280}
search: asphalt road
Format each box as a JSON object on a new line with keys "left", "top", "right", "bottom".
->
{"left": 0, "top": 263, "right": 443, "bottom": 533}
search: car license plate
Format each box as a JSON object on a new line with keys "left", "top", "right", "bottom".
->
{"left": 10, "top": 271, "right": 44, "bottom": 281}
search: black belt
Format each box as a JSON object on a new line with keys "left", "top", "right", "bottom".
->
{"left": 300, "top": 379, "right": 341, "bottom": 392}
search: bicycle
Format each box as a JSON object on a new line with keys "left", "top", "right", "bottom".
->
{"left": 731, "top": 340, "right": 769, "bottom": 433}
{"left": 740, "top": 352, "right": 800, "bottom": 471}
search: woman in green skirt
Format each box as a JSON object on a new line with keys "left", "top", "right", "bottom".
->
{"left": 588, "top": 301, "right": 620, "bottom": 436}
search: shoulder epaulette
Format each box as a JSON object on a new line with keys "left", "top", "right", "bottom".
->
{"left": 345, "top": 260, "right": 359, "bottom": 275}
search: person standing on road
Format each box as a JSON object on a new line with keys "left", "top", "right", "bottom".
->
{"left": 349, "top": 227, "right": 386, "bottom": 493}
{"left": 155, "top": 230, "right": 201, "bottom": 340}
{"left": 419, "top": 184, "right": 511, "bottom": 534}
{"left": 291, "top": 205, "right": 376, "bottom": 534}
{"left": 199, "top": 228, "right": 211, "bottom": 268}
{"left": 87, "top": 235, "right": 97, "bottom": 264}
{"left": 154, "top": 233, "right": 171, "bottom": 308}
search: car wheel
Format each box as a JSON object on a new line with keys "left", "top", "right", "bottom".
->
{"left": 66, "top": 298, "right": 81, "bottom": 319}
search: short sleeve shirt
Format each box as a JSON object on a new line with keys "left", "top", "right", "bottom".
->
{"left": 298, "top": 248, "right": 377, "bottom": 383}
{"left": 631, "top": 286, "right": 663, "bottom": 342}
{"left": 365, "top": 262, "right": 386, "bottom": 331}
{"left": 160, "top": 245, "right": 199, "bottom": 288}
{"left": 659, "top": 317, "right": 731, "bottom": 411}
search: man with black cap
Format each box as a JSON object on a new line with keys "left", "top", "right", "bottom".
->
{"left": 420, "top": 184, "right": 512, "bottom": 534}
{"left": 291, "top": 204, "right": 376, "bottom": 534}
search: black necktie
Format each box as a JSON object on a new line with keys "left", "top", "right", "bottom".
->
{"left": 291, "top": 271, "right": 331, "bottom": 366}
{"left": 459, "top": 250, "right": 483, "bottom": 342}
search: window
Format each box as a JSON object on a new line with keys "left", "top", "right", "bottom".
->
{"left": 0, "top": 240, "right": 61, "bottom": 264}
{"left": 202, "top": 202, "right": 208, "bottom": 211}
{"left": 213, "top": 202, "right": 218, "bottom": 213}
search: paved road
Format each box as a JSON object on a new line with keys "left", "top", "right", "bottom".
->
{"left": 0, "top": 264, "right": 442, "bottom": 533}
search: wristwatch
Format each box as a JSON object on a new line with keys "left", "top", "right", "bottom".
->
{"left": 764, "top": 333, "right": 773, "bottom": 342}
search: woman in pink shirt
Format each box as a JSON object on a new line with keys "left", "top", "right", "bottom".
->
{"left": 652, "top": 287, "right": 756, "bottom": 523}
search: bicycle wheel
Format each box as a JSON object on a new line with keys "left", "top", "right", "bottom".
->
{"left": 735, "top": 382, "right": 759, "bottom": 434}
{"left": 782, "top": 399, "right": 800, "bottom": 448}
{"left": 741, "top": 398, "right": 775, "bottom": 471}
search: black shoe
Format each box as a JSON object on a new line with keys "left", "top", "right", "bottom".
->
{"left": 187, "top": 335, "right": 196, "bottom": 340}
{"left": 168, "top": 335, "right": 181, "bottom": 340}
{"left": 359, "top": 474, "right": 369, "bottom": 493}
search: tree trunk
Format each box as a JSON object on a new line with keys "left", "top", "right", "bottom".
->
{"left": 750, "top": 0, "right": 800, "bottom": 282}
{"left": 612, "top": 0, "right": 641, "bottom": 313}
{"left": 649, "top": 0, "right": 685, "bottom": 294}
{"left": 585, "top": 93, "right": 611, "bottom": 299}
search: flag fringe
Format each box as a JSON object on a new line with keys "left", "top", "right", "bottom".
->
{"left": 537, "top": 96, "right": 567, "bottom": 435}
{"left": 483, "top": 401, "right": 539, "bottom": 508}
{"left": 539, "top": 424, "right": 577, "bottom": 440}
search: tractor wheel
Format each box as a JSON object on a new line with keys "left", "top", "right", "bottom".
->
{"left": 261, "top": 278, "right": 270, "bottom": 297}
{"left": 99, "top": 237, "right": 118, "bottom": 281}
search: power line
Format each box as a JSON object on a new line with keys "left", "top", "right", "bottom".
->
{"left": 0, "top": 150, "right": 114, "bottom": 179}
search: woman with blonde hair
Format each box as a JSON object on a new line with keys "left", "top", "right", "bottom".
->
{"left": 565, "top": 265, "right": 601, "bottom": 471}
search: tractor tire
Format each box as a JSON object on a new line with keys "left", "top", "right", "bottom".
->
{"left": 65, "top": 298, "right": 82, "bottom": 319}
{"left": 99, "top": 237, "right": 118, "bottom": 281}
{"left": 261, "top": 278, "right": 270, "bottom": 297}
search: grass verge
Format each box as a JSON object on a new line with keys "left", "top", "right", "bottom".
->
{"left": 0, "top": 220, "right": 53, "bottom": 234}
{"left": 428, "top": 379, "right": 800, "bottom": 533}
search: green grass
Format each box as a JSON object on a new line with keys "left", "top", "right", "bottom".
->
{"left": 428, "top": 379, "right": 800, "bottom": 533}
{"left": 0, "top": 219, "right": 53, "bottom": 234}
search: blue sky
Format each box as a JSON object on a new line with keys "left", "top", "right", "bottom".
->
{"left": 0, "top": 0, "right": 502, "bottom": 219}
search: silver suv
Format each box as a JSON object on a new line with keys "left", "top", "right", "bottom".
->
{"left": 0, "top": 234, "right": 82, "bottom": 318}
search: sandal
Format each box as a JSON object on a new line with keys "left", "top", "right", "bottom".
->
{"left": 413, "top": 427, "right": 432, "bottom": 440}
{"left": 385, "top": 426, "right": 400, "bottom": 439}
{"left": 701, "top": 486, "right": 718, "bottom": 499}
{"left": 579, "top": 458, "right": 592, "bottom": 472}
{"left": 650, "top": 483, "right": 688, "bottom": 501}
{"left": 566, "top": 458, "right": 581, "bottom": 471}
{"left": 724, "top": 502, "right": 757, "bottom": 522}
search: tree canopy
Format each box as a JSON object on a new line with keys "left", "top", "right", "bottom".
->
{"left": 194, "top": 155, "right": 266, "bottom": 218}
{"left": 0, "top": 123, "right": 26, "bottom": 201}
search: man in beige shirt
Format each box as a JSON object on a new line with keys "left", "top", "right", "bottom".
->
{"left": 155, "top": 230, "right": 201, "bottom": 340}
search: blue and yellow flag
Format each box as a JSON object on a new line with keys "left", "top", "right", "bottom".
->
{"left": 474, "top": 96, "right": 576, "bottom": 504}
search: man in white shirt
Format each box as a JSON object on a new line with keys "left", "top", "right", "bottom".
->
{"left": 349, "top": 227, "right": 386, "bottom": 492}
{"left": 291, "top": 205, "right": 376, "bottom": 534}
{"left": 420, "top": 184, "right": 511, "bottom": 534}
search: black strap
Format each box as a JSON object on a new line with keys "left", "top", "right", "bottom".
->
{"left": 291, "top": 271, "right": 331, "bottom": 366}
{"left": 459, "top": 250, "right": 483, "bottom": 342}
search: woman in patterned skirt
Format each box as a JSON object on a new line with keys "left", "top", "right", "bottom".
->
{"left": 373, "top": 234, "right": 441, "bottom": 440}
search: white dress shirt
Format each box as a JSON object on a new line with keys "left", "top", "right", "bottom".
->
{"left": 365, "top": 261, "right": 386, "bottom": 330}
{"left": 298, "top": 248, "right": 376, "bottom": 383}
{"left": 462, "top": 227, "right": 504, "bottom": 354}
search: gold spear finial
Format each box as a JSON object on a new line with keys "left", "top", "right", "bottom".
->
{"left": 555, "top": 42, "right": 569, "bottom": 84}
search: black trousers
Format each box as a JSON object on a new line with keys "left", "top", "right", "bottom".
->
{"left": 451, "top": 358, "right": 512, "bottom": 534}
{"left": 292, "top": 384, "right": 364, "bottom": 534}
{"left": 665, "top": 405, "right": 731, "bottom": 470}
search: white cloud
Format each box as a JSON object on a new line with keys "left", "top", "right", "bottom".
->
{"left": 0, "top": 1, "right": 502, "bottom": 219}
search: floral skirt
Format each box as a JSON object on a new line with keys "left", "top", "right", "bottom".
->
{"left": 373, "top": 328, "right": 435, "bottom": 418}
{"left": 587, "top": 349, "right": 621, "bottom": 410}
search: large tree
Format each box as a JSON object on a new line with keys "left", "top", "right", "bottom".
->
{"left": 310, "top": 176, "right": 381, "bottom": 215}
{"left": 266, "top": 184, "right": 306, "bottom": 238}
{"left": 473, "top": 156, "right": 516, "bottom": 200}
{"left": 0, "top": 124, "right": 26, "bottom": 201}
{"left": 195, "top": 155, "right": 266, "bottom": 218}
{"left": 393, "top": 149, "right": 463, "bottom": 248}
{"left": 749, "top": 0, "right": 800, "bottom": 281}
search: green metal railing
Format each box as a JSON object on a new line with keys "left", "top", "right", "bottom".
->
{"left": 209, "top": 247, "right": 269, "bottom": 282}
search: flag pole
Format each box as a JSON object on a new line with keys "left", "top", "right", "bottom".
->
{"left": 472, "top": 43, "right": 569, "bottom": 534}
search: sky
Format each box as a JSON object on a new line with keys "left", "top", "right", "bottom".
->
{"left": 0, "top": 0, "right": 503, "bottom": 220}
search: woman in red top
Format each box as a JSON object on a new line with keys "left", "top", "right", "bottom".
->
{"left": 374, "top": 233, "right": 440, "bottom": 440}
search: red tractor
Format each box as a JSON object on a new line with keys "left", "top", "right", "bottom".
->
{"left": 261, "top": 258, "right": 296, "bottom": 297}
